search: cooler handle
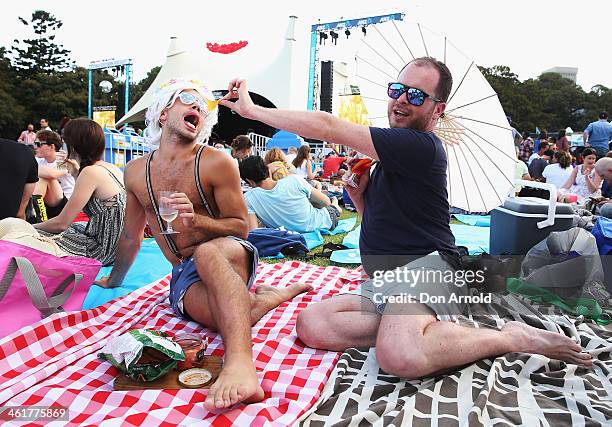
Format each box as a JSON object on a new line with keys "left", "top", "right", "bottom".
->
{"left": 512, "top": 180, "right": 558, "bottom": 229}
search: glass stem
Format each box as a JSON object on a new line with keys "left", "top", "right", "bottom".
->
{"left": 166, "top": 221, "right": 173, "bottom": 232}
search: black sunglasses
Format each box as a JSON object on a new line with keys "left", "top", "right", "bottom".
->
{"left": 34, "top": 140, "right": 54, "bottom": 147}
{"left": 387, "top": 82, "right": 441, "bottom": 106}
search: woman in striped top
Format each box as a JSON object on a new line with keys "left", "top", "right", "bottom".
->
{"left": 35, "top": 118, "right": 126, "bottom": 266}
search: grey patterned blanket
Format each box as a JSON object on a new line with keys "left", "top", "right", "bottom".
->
{"left": 298, "top": 294, "right": 612, "bottom": 426}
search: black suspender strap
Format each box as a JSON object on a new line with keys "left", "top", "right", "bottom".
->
{"left": 145, "top": 150, "right": 181, "bottom": 258}
{"left": 194, "top": 144, "right": 215, "bottom": 218}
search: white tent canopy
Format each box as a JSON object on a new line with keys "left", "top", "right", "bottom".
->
{"left": 116, "top": 16, "right": 298, "bottom": 126}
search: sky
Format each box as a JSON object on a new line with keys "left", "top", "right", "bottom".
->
{"left": 2, "top": 0, "right": 611, "bottom": 94}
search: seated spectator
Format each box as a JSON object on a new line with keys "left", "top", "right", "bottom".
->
{"left": 514, "top": 146, "right": 531, "bottom": 195}
{"left": 528, "top": 148, "right": 554, "bottom": 181}
{"left": 292, "top": 144, "right": 322, "bottom": 190}
{"left": 595, "top": 158, "right": 612, "bottom": 218}
{"left": 322, "top": 152, "right": 347, "bottom": 179}
{"left": 528, "top": 141, "right": 549, "bottom": 165}
{"left": 556, "top": 129, "right": 570, "bottom": 152}
{"left": 34, "top": 118, "right": 126, "bottom": 266}
{"left": 17, "top": 124, "right": 36, "bottom": 147}
{"left": 559, "top": 148, "right": 602, "bottom": 205}
{"left": 264, "top": 148, "right": 296, "bottom": 181}
{"left": 542, "top": 150, "right": 573, "bottom": 190}
{"left": 231, "top": 135, "right": 253, "bottom": 160}
{"left": 534, "top": 130, "right": 547, "bottom": 153}
{"left": 33, "top": 130, "right": 76, "bottom": 219}
{"left": 239, "top": 156, "right": 341, "bottom": 233}
{"left": 285, "top": 146, "right": 298, "bottom": 164}
{"left": 518, "top": 131, "right": 534, "bottom": 164}
{"left": 0, "top": 139, "right": 38, "bottom": 220}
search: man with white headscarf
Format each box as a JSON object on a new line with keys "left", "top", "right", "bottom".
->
{"left": 96, "top": 78, "right": 310, "bottom": 410}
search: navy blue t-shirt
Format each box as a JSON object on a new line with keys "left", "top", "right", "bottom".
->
{"left": 360, "top": 127, "right": 457, "bottom": 260}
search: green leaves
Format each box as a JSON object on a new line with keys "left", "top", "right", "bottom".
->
{"left": 480, "top": 65, "right": 607, "bottom": 134}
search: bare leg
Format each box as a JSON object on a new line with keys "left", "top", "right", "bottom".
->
{"left": 182, "top": 238, "right": 310, "bottom": 411}
{"left": 34, "top": 177, "right": 64, "bottom": 207}
{"left": 296, "top": 294, "right": 380, "bottom": 351}
{"left": 375, "top": 302, "right": 592, "bottom": 379}
{"left": 330, "top": 197, "right": 342, "bottom": 215}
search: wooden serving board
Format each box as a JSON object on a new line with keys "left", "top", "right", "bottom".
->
{"left": 114, "top": 356, "right": 223, "bottom": 390}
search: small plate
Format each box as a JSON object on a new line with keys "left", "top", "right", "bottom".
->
{"left": 178, "top": 368, "right": 213, "bottom": 388}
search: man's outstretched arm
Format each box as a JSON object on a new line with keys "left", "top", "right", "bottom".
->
{"left": 219, "top": 78, "right": 378, "bottom": 160}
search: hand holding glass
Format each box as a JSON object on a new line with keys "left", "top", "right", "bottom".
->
{"left": 159, "top": 191, "right": 180, "bottom": 234}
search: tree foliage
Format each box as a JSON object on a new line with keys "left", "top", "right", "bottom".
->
{"left": 2, "top": 9, "right": 612, "bottom": 141}
{"left": 10, "top": 10, "right": 74, "bottom": 76}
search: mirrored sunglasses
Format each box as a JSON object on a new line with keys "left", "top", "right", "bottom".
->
{"left": 387, "top": 82, "right": 441, "bottom": 106}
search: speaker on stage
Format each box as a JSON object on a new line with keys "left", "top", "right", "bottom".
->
{"left": 320, "top": 61, "right": 333, "bottom": 113}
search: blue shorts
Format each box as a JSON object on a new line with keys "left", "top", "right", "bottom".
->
{"left": 168, "top": 236, "right": 259, "bottom": 320}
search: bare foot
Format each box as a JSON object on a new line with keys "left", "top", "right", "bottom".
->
{"left": 501, "top": 321, "right": 592, "bottom": 367}
{"left": 254, "top": 282, "right": 313, "bottom": 307}
{"left": 204, "top": 355, "right": 265, "bottom": 411}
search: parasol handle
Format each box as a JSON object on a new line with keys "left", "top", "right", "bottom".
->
{"left": 513, "top": 180, "right": 558, "bottom": 229}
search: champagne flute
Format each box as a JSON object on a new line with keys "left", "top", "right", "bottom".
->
{"left": 159, "top": 191, "right": 180, "bottom": 235}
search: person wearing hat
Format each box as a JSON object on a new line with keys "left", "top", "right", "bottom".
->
{"left": 95, "top": 77, "right": 311, "bottom": 411}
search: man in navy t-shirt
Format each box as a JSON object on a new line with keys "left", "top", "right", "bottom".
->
{"left": 222, "top": 58, "right": 591, "bottom": 379}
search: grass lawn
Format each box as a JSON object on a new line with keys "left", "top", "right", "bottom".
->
{"left": 261, "top": 210, "right": 362, "bottom": 268}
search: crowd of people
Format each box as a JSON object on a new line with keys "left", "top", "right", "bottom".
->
{"left": 513, "top": 116, "right": 612, "bottom": 216}
{"left": 2, "top": 56, "right": 611, "bottom": 412}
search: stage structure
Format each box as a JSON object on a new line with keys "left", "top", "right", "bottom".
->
{"left": 87, "top": 58, "right": 133, "bottom": 119}
{"left": 87, "top": 58, "right": 147, "bottom": 169}
{"left": 307, "top": 12, "right": 405, "bottom": 111}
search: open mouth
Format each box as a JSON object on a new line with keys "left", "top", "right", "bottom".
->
{"left": 183, "top": 112, "right": 200, "bottom": 131}
{"left": 393, "top": 109, "right": 409, "bottom": 117}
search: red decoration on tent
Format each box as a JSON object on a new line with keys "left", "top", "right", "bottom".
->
{"left": 206, "top": 40, "right": 248, "bottom": 54}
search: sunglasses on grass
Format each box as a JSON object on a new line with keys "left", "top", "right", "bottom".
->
{"left": 387, "top": 83, "right": 441, "bottom": 106}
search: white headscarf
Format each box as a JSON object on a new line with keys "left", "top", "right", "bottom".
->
{"left": 144, "top": 78, "right": 219, "bottom": 147}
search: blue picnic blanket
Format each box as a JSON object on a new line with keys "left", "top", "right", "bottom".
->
{"left": 453, "top": 214, "right": 491, "bottom": 227}
{"left": 330, "top": 248, "right": 362, "bottom": 264}
{"left": 342, "top": 225, "right": 361, "bottom": 249}
{"left": 450, "top": 224, "right": 490, "bottom": 255}
{"left": 321, "top": 217, "right": 358, "bottom": 235}
{"left": 83, "top": 239, "right": 172, "bottom": 309}
{"left": 339, "top": 224, "right": 489, "bottom": 255}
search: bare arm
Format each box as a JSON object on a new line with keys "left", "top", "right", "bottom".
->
{"left": 97, "top": 167, "right": 146, "bottom": 288}
{"left": 561, "top": 167, "right": 578, "bottom": 190}
{"left": 17, "top": 183, "right": 36, "bottom": 220}
{"left": 247, "top": 213, "right": 260, "bottom": 231}
{"left": 38, "top": 164, "right": 69, "bottom": 180}
{"left": 583, "top": 131, "right": 589, "bottom": 146}
{"left": 309, "top": 186, "right": 331, "bottom": 208}
{"left": 585, "top": 171, "right": 602, "bottom": 194}
{"left": 305, "top": 159, "right": 317, "bottom": 179}
{"left": 220, "top": 79, "right": 378, "bottom": 160}
{"left": 34, "top": 167, "right": 98, "bottom": 233}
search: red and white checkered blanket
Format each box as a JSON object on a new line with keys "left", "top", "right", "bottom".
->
{"left": 0, "top": 261, "right": 363, "bottom": 426}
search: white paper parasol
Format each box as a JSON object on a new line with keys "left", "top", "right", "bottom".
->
{"left": 354, "top": 21, "right": 516, "bottom": 213}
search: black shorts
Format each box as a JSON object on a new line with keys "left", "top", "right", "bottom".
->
{"left": 45, "top": 196, "right": 68, "bottom": 219}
